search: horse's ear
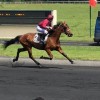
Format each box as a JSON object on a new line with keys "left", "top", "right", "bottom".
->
{"left": 63, "top": 21, "right": 66, "bottom": 24}
{"left": 60, "top": 21, "right": 63, "bottom": 24}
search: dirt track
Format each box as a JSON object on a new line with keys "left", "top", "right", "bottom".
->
{"left": 0, "top": 24, "right": 37, "bottom": 38}
{"left": 0, "top": 57, "right": 100, "bottom": 100}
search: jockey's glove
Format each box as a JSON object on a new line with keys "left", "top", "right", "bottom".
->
{"left": 46, "top": 26, "right": 52, "bottom": 30}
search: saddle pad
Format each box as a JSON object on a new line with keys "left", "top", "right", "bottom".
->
{"left": 33, "top": 33, "right": 48, "bottom": 44}
{"left": 33, "top": 34, "right": 40, "bottom": 43}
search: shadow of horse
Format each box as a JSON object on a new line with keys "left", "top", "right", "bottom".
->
{"left": 10, "top": 61, "right": 60, "bottom": 69}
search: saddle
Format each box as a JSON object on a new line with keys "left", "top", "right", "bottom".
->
{"left": 33, "top": 33, "right": 48, "bottom": 44}
{"left": 33, "top": 29, "right": 54, "bottom": 44}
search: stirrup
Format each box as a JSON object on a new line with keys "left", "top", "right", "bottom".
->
{"left": 40, "top": 40, "right": 44, "bottom": 45}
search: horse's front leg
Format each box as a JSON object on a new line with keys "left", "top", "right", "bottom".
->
{"left": 40, "top": 49, "right": 53, "bottom": 60}
{"left": 13, "top": 48, "right": 27, "bottom": 62}
{"left": 57, "top": 47, "right": 74, "bottom": 64}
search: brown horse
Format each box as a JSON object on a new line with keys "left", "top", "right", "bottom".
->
{"left": 3, "top": 21, "right": 73, "bottom": 67}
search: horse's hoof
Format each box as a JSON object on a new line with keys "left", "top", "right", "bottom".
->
{"left": 50, "top": 58, "right": 52, "bottom": 60}
{"left": 37, "top": 63, "right": 44, "bottom": 68}
{"left": 71, "top": 61, "right": 74, "bottom": 64}
{"left": 13, "top": 59, "right": 17, "bottom": 62}
{"left": 38, "top": 64, "right": 42, "bottom": 68}
{"left": 13, "top": 59, "right": 15, "bottom": 62}
{"left": 40, "top": 56, "right": 43, "bottom": 59}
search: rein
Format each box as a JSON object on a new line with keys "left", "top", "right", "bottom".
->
{"left": 50, "top": 22, "right": 72, "bottom": 37}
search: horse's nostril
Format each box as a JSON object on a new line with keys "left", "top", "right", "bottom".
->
{"left": 71, "top": 34, "right": 73, "bottom": 37}
{"left": 68, "top": 34, "right": 73, "bottom": 37}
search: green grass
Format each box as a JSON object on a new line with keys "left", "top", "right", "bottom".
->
{"left": 0, "top": 3, "right": 100, "bottom": 41}
{"left": 1, "top": 44, "right": 100, "bottom": 61}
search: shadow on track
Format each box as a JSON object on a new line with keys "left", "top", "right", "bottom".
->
{"left": 1, "top": 61, "right": 61, "bottom": 69}
{"left": 12, "top": 65, "right": 59, "bottom": 69}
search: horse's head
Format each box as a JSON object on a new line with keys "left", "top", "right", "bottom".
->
{"left": 59, "top": 21, "right": 73, "bottom": 37}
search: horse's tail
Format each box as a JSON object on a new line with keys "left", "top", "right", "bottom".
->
{"left": 3, "top": 35, "right": 21, "bottom": 49}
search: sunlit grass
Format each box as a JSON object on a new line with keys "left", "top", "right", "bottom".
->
{"left": 1, "top": 44, "right": 100, "bottom": 61}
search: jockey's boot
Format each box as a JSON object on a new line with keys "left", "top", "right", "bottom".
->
{"left": 40, "top": 34, "right": 46, "bottom": 44}
{"left": 40, "top": 40, "right": 45, "bottom": 45}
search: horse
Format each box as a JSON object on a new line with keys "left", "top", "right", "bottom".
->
{"left": 3, "top": 21, "right": 73, "bottom": 67}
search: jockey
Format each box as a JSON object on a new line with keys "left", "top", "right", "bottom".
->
{"left": 36, "top": 14, "right": 53, "bottom": 42}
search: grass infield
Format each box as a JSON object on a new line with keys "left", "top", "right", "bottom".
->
{"left": 1, "top": 44, "right": 100, "bottom": 61}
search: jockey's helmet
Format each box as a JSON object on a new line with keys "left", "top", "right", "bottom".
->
{"left": 47, "top": 14, "right": 53, "bottom": 20}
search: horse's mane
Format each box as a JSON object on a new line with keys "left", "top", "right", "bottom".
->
{"left": 53, "top": 21, "right": 62, "bottom": 29}
{"left": 48, "top": 22, "right": 62, "bottom": 36}
{"left": 53, "top": 21, "right": 69, "bottom": 28}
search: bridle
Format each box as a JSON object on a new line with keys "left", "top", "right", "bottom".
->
{"left": 52, "top": 22, "right": 73, "bottom": 37}
{"left": 59, "top": 23, "right": 73, "bottom": 37}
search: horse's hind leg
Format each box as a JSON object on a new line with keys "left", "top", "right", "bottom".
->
{"left": 40, "top": 49, "right": 53, "bottom": 60}
{"left": 27, "top": 47, "right": 42, "bottom": 67}
{"left": 13, "top": 48, "right": 27, "bottom": 62}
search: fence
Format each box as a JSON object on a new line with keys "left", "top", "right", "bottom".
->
{"left": 0, "top": 1, "right": 100, "bottom": 4}
{"left": 0, "top": 10, "right": 57, "bottom": 25}
{"left": 0, "top": 1, "right": 89, "bottom": 4}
